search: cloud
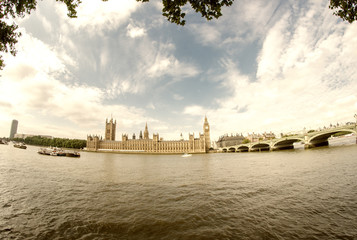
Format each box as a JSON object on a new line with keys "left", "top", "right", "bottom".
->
{"left": 183, "top": 105, "right": 206, "bottom": 116}
{"left": 256, "top": 13, "right": 290, "bottom": 80}
{"left": 39, "top": 14, "right": 53, "bottom": 33}
{"left": 189, "top": 24, "right": 221, "bottom": 45}
{"left": 188, "top": 0, "right": 283, "bottom": 48}
{"left": 102, "top": 38, "right": 200, "bottom": 98}
{"left": 0, "top": 101, "right": 12, "bottom": 109}
{"left": 147, "top": 103, "right": 156, "bottom": 110}
{"left": 0, "top": 32, "right": 151, "bottom": 138}
{"left": 2, "top": 29, "right": 66, "bottom": 75}
{"left": 127, "top": 23, "right": 146, "bottom": 38}
{"left": 198, "top": 1, "right": 357, "bottom": 140}
{"left": 173, "top": 94, "right": 184, "bottom": 101}
{"left": 147, "top": 53, "right": 200, "bottom": 79}
{"left": 55, "top": 0, "right": 140, "bottom": 33}
{"left": 100, "top": 47, "right": 109, "bottom": 70}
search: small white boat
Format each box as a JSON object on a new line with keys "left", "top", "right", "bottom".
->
{"left": 181, "top": 153, "right": 192, "bottom": 158}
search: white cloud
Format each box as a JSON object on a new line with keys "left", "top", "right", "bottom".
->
{"left": 3, "top": 29, "right": 65, "bottom": 75}
{"left": 55, "top": 0, "right": 139, "bottom": 33}
{"left": 202, "top": 2, "right": 357, "bottom": 140}
{"left": 189, "top": 24, "right": 221, "bottom": 45}
{"left": 147, "top": 103, "right": 156, "bottom": 110}
{"left": 0, "top": 32, "right": 150, "bottom": 138}
{"left": 105, "top": 76, "right": 144, "bottom": 97}
{"left": 147, "top": 53, "right": 200, "bottom": 79}
{"left": 100, "top": 47, "right": 109, "bottom": 70}
{"left": 102, "top": 39, "right": 200, "bottom": 98}
{"left": 39, "top": 14, "right": 52, "bottom": 33}
{"left": 256, "top": 13, "right": 290, "bottom": 80}
{"left": 127, "top": 23, "right": 146, "bottom": 38}
{"left": 173, "top": 94, "right": 184, "bottom": 101}
{"left": 183, "top": 105, "right": 206, "bottom": 116}
{"left": 189, "top": 0, "right": 283, "bottom": 48}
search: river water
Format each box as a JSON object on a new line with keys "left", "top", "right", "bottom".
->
{"left": 1, "top": 140, "right": 356, "bottom": 239}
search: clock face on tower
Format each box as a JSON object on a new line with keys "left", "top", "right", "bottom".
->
{"left": 205, "top": 126, "right": 209, "bottom": 130}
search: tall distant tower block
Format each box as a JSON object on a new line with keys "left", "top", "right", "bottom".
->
{"left": 203, "top": 116, "right": 211, "bottom": 152}
{"left": 105, "top": 118, "right": 116, "bottom": 141}
{"left": 10, "top": 119, "right": 18, "bottom": 139}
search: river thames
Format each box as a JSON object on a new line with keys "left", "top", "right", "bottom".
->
{"left": 1, "top": 140, "right": 356, "bottom": 239}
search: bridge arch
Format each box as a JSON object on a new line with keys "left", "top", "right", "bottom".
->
{"left": 272, "top": 137, "right": 304, "bottom": 150}
{"left": 250, "top": 143, "right": 270, "bottom": 152}
{"left": 237, "top": 145, "right": 249, "bottom": 152}
{"left": 228, "top": 147, "right": 236, "bottom": 152}
{"left": 307, "top": 129, "right": 356, "bottom": 148}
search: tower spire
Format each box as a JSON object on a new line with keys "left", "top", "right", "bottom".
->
{"left": 203, "top": 116, "right": 210, "bottom": 152}
{"left": 144, "top": 122, "right": 149, "bottom": 139}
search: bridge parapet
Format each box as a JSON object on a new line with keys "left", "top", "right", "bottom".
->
{"left": 306, "top": 124, "right": 356, "bottom": 137}
{"left": 304, "top": 125, "right": 356, "bottom": 148}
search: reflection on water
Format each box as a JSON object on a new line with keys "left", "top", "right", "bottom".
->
{"left": 0, "top": 141, "right": 357, "bottom": 239}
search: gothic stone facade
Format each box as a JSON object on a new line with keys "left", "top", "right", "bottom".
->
{"left": 216, "top": 134, "right": 245, "bottom": 148}
{"left": 87, "top": 117, "right": 211, "bottom": 154}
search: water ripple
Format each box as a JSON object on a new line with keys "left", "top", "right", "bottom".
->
{"left": 0, "top": 144, "right": 357, "bottom": 239}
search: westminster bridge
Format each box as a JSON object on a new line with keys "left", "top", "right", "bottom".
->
{"left": 218, "top": 124, "right": 357, "bottom": 152}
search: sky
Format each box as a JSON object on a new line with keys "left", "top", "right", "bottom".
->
{"left": 0, "top": 0, "right": 356, "bottom": 142}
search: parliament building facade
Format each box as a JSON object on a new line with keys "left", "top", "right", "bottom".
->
{"left": 87, "top": 116, "right": 211, "bottom": 154}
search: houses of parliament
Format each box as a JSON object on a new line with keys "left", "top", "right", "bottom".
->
{"left": 86, "top": 116, "right": 211, "bottom": 154}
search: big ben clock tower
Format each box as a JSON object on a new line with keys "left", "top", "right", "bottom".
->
{"left": 203, "top": 116, "right": 211, "bottom": 152}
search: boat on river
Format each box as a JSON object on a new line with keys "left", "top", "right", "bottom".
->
{"left": 181, "top": 153, "right": 192, "bottom": 158}
{"left": 38, "top": 147, "right": 80, "bottom": 157}
{"left": 14, "top": 142, "right": 27, "bottom": 149}
{"left": 65, "top": 151, "right": 80, "bottom": 157}
{"left": 38, "top": 147, "right": 65, "bottom": 156}
{"left": 50, "top": 148, "right": 66, "bottom": 156}
{"left": 38, "top": 147, "right": 53, "bottom": 155}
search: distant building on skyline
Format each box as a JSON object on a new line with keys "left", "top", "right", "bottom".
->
{"left": 247, "top": 132, "right": 276, "bottom": 142}
{"left": 216, "top": 134, "right": 245, "bottom": 148}
{"left": 9, "top": 119, "right": 18, "bottom": 139}
{"left": 87, "top": 116, "right": 212, "bottom": 154}
{"left": 216, "top": 131, "right": 277, "bottom": 147}
{"left": 9, "top": 119, "right": 53, "bottom": 139}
